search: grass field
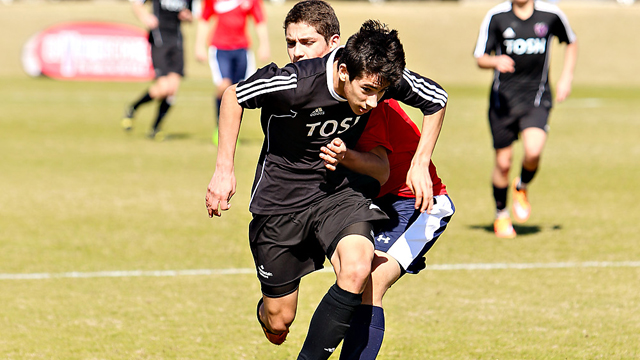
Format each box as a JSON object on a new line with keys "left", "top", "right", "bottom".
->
{"left": 1, "top": 1, "right": 639, "bottom": 359}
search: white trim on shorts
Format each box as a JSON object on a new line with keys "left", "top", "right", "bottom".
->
{"left": 207, "top": 46, "right": 257, "bottom": 86}
{"left": 208, "top": 46, "right": 223, "bottom": 86}
{"left": 385, "top": 194, "right": 455, "bottom": 271}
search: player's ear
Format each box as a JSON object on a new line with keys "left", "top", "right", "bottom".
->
{"left": 338, "top": 64, "right": 349, "bottom": 82}
{"left": 328, "top": 34, "right": 341, "bottom": 51}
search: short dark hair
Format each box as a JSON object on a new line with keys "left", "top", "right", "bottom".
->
{"left": 339, "top": 20, "right": 406, "bottom": 87}
{"left": 283, "top": 0, "right": 340, "bottom": 44}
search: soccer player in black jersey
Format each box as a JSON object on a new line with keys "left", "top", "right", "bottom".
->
{"left": 474, "top": 0, "right": 578, "bottom": 238}
{"left": 206, "top": 20, "right": 443, "bottom": 359}
{"left": 122, "top": 0, "right": 193, "bottom": 141}
{"left": 284, "top": 2, "right": 452, "bottom": 359}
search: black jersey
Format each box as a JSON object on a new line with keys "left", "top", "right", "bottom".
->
{"left": 139, "top": 0, "right": 192, "bottom": 46}
{"left": 236, "top": 47, "right": 448, "bottom": 215}
{"left": 474, "top": 1, "right": 576, "bottom": 111}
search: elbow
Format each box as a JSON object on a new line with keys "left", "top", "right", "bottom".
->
{"left": 377, "top": 168, "right": 390, "bottom": 186}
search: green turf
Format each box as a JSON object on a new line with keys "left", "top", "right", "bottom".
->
{"left": 1, "top": 1, "right": 639, "bottom": 359}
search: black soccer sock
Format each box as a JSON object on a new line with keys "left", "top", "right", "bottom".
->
{"left": 132, "top": 92, "right": 153, "bottom": 110}
{"left": 493, "top": 184, "right": 508, "bottom": 211}
{"left": 215, "top": 96, "right": 222, "bottom": 127}
{"left": 152, "top": 97, "right": 172, "bottom": 132}
{"left": 297, "top": 284, "right": 362, "bottom": 360}
{"left": 519, "top": 165, "right": 538, "bottom": 187}
{"left": 339, "top": 305, "right": 385, "bottom": 360}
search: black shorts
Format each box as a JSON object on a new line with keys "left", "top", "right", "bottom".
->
{"left": 489, "top": 106, "right": 549, "bottom": 149}
{"left": 248, "top": 187, "right": 389, "bottom": 289}
{"left": 149, "top": 30, "right": 184, "bottom": 77}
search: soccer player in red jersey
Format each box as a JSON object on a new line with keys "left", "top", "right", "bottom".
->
{"left": 195, "top": 0, "right": 270, "bottom": 145}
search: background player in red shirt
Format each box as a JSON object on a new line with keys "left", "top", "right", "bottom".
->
{"left": 195, "top": 0, "right": 270, "bottom": 145}
{"left": 474, "top": 0, "right": 578, "bottom": 238}
{"left": 283, "top": 1, "right": 454, "bottom": 358}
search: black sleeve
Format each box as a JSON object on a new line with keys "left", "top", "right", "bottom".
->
{"left": 387, "top": 69, "right": 448, "bottom": 116}
{"left": 551, "top": 13, "right": 574, "bottom": 44}
{"left": 235, "top": 63, "right": 299, "bottom": 110}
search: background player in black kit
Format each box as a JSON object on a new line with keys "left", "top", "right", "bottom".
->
{"left": 205, "top": 20, "right": 446, "bottom": 360}
{"left": 474, "top": 0, "right": 578, "bottom": 238}
{"left": 122, "top": 0, "right": 193, "bottom": 141}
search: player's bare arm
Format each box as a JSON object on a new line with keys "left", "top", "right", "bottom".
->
{"left": 320, "top": 139, "right": 390, "bottom": 185}
{"left": 255, "top": 22, "right": 271, "bottom": 62}
{"left": 406, "top": 106, "right": 446, "bottom": 213}
{"left": 556, "top": 40, "right": 578, "bottom": 102}
{"left": 205, "top": 85, "right": 243, "bottom": 217}
{"left": 195, "top": 18, "right": 212, "bottom": 62}
{"left": 132, "top": 1, "right": 159, "bottom": 30}
{"left": 477, "top": 53, "right": 515, "bottom": 73}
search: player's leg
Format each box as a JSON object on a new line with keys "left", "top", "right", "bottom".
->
{"left": 249, "top": 212, "right": 324, "bottom": 345}
{"left": 489, "top": 108, "right": 518, "bottom": 238}
{"left": 297, "top": 189, "right": 387, "bottom": 360}
{"left": 339, "top": 251, "right": 398, "bottom": 360}
{"left": 149, "top": 72, "right": 181, "bottom": 139}
{"left": 258, "top": 283, "right": 300, "bottom": 345}
{"left": 512, "top": 107, "right": 549, "bottom": 222}
{"left": 341, "top": 194, "right": 455, "bottom": 360}
{"left": 122, "top": 41, "right": 166, "bottom": 130}
{"left": 298, "top": 226, "right": 375, "bottom": 360}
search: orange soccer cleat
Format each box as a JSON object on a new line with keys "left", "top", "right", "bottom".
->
{"left": 511, "top": 178, "right": 531, "bottom": 223}
{"left": 494, "top": 216, "right": 516, "bottom": 239}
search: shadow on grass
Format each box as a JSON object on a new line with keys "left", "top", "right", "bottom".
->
{"left": 469, "top": 223, "right": 563, "bottom": 236}
{"left": 162, "top": 132, "right": 192, "bottom": 141}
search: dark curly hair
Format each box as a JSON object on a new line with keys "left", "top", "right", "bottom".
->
{"left": 339, "top": 20, "right": 405, "bottom": 88}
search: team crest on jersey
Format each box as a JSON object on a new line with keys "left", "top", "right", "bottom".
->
{"left": 534, "top": 22, "right": 549, "bottom": 38}
{"left": 310, "top": 107, "right": 325, "bottom": 117}
{"left": 502, "top": 27, "right": 516, "bottom": 39}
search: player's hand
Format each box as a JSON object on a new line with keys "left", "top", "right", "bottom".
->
{"left": 178, "top": 9, "right": 193, "bottom": 22}
{"left": 495, "top": 55, "right": 515, "bottom": 73}
{"left": 195, "top": 47, "right": 208, "bottom": 63}
{"left": 406, "top": 162, "right": 434, "bottom": 214}
{"left": 320, "top": 138, "right": 347, "bottom": 171}
{"left": 258, "top": 43, "right": 270, "bottom": 62}
{"left": 143, "top": 14, "right": 159, "bottom": 30}
{"left": 555, "top": 76, "right": 572, "bottom": 103}
{"left": 205, "top": 170, "right": 236, "bottom": 218}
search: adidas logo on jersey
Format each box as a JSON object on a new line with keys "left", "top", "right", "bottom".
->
{"left": 310, "top": 107, "right": 325, "bottom": 117}
{"left": 503, "top": 27, "right": 516, "bottom": 39}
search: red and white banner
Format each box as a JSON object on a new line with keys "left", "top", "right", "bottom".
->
{"left": 22, "top": 22, "right": 155, "bottom": 81}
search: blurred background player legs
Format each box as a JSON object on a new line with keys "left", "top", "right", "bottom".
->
{"left": 195, "top": 0, "right": 270, "bottom": 145}
{"left": 123, "top": 73, "right": 181, "bottom": 141}
{"left": 122, "top": 0, "right": 192, "bottom": 141}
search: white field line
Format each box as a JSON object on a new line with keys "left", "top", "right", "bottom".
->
{"left": 1, "top": 261, "right": 640, "bottom": 281}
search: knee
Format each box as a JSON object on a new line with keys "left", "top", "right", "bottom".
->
{"left": 339, "top": 260, "right": 372, "bottom": 289}
{"left": 495, "top": 160, "right": 511, "bottom": 177}
{"left": 524, "top": 152, "right": 542, "bottom": 166}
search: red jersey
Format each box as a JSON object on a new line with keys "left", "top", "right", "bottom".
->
{"left": 356, "top": 99, "right": 447, "bottom": 198}
{"left": 200, "top": 0, "right": 266, "bottom": 50}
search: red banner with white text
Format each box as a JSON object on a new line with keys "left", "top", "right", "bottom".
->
{"left": 22, "top": 22, "right": 155, "bottom": 81}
